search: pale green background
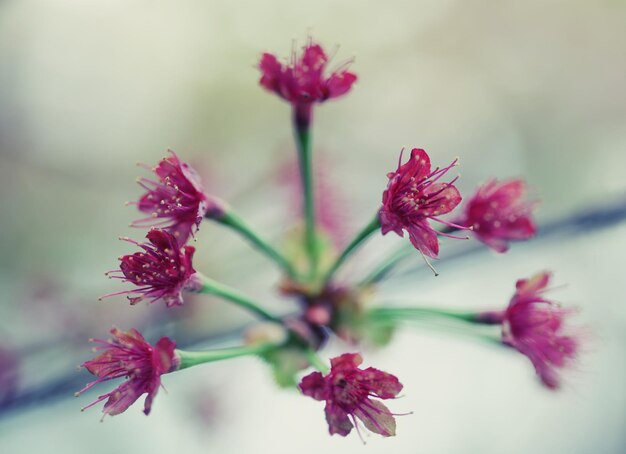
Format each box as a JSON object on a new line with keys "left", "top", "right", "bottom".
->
{"left": 0, "top": 0, "right": 625, "bottom": 453}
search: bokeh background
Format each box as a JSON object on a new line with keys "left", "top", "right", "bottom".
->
{"left": 0, "top": 0, "right": 625, "bottom": 453}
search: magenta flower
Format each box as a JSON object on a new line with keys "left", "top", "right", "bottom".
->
{"left": 379, "top": 148, "right": 466, "bottom": 259}
{"left": 299, "top": 353, "right": 404, "bottom": 438}
{"left": 132, "top": 150, "right": 220, "bottom": 245}
{"left": 459, "top": 178, "right": 537, "bottom": 252}
{"left": 76, "top": 327, "right": 179, "bottom": 417}
{"left": 103, "top": 228, "right": 202, "bottom": 307}
{"left": 502, "top": 272, "right": 578, "bottom": 389}
{"left": 258, "top": 37, "right": 357, "bottom": 106}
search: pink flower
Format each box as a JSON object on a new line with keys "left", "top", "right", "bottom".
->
{"left": 76, "top": 327, "right": 179, "bottom": 417}
{"left": 132, "top": 150, "right": 221, "bottom": 245}
{"left": 502, "top": 272, "right": 578, "bottom": 389}
{"left": 258, "top": 37, "right": 357, "bottom": 106}
{"left": 102, "top": 228, "right": 202, "bottom": 307}
{"left": 459, "top": 178, "right": 537, "bottom": 252}
{"left": 379, "top": 148, "right": 465, "bottom": 259}
{"left": 299, "top": 353, "right": 404, "bottom": 438}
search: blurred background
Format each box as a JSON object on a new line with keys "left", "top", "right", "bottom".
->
{"left": 0, "top": 0, "right": 625, "bottom": 453}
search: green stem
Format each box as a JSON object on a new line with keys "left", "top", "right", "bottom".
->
{"left": 216, "top": 210, "right": 297, "bottom": 278}
{"left": 304, "top": 349, "right": 329, "bottom": 374}
{"left": 358, "top": 245, "right": 412, "bottom": 288}
{"left": 293, "top": 110, "right": 317, "bottom": 279}
{"left": 372, "top": 315, "right": 502, "bottom": 346}
{"left": 323, "top": 214, "right": 381, "bottom": 284}
{"left": 370, "top": 306, "right": 479, "bottom": 323}
{"left": 177, "top": 343, "right": 276, "bottom": 370}
{"left": 357, "top": 222, "right": 467, "bottom": 288}
{"left": 199, "top": 275, "right": 280, "bottom": 323}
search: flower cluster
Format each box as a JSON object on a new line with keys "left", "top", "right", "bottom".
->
{"left": 259, "top": 38, "right": 357, "bottom": 106}
{"left": 131, "top": 150, "right": 216, "bottom": 245}
{"left": 300, "top": 353, "right": 403, "bottom": 437}
{"left": 502, "top": 272, "right": 578, "bottom": 389}
{"left": 76, "top": 328, "right": 178, "bottom": 417}
{"left": 458, "top": 178, "right": 537, "bottom": 252}
{"left": 102, "top": 228, "right": 201, "bottom": 307}
{"left": 379, "top": 148, "right": 466, "bottom": 259}
{"left": 76, "top": 35, "right": 581, "bottom": 442}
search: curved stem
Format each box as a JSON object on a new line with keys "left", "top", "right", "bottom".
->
{"left": 177, "top": 343, "right": 276, "bottom": 370}
{"left": 358, "top": 222, "right": 464, "bottom": 288}
{"left": 199, "top": 275, "right": 280, "bottom": 323}
{"left": 216, "top": 210, "right": 297, "bottom": 278}
{"left": 323, "top": 214, "right": 381, "bottom": 284}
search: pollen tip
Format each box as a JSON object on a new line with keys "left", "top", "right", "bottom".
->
{"left": 74, "top": 392, "right": 80, "bottom": 397}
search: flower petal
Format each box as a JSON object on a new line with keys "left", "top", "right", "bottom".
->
{"left": 407, "top": 221, "right": 440, "bottom": 258}
{"left": 358, "top": 367, "right": 403, "bottom": 398}
{"left": 325, "top": 402, "right": 354, "bottom": 436}
{"left": 354, "top": 399, "right": 396, "bottom": 437}
{"left": 299, "top": 371, "right": 327, "bottom": 401}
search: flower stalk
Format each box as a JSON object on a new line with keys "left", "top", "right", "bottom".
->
{"left": 199, "top": 275, "right": 280, "bottom": 323}
{"left": 358, "top": 245, "right": 412, "bottom": 287}
{"left": 369, "top": 306, "right": 479, "bottom": 323}
{"left": 293, "top": 108, "right": 318, "bottom": 279}
{"left": 215, "top": 209, "right": 298, "bottom": 279}
{"left": 323, "top": 214, "right": 381, "bottom": 284}
{"left": 177, "top": 343, "right": 278, "bottom": 370}
{"left": 369, "top": 308, "right": 502, "bottom": 345}
{"left": 304, "top": 348, "right": 329, "bottom": 374}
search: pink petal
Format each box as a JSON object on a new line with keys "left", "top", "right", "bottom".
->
{"left": 407, "top": 221, "right": 440, "bottom": 258}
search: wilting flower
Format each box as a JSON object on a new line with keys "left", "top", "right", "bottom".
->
{"left": 103, "top": 228, "right": 202, "bottom": 307}
{"left": 132, "top": 150, "right": 221, "bottom": 245}
{"left": 379, "top": 148, "right": 465, "bottom": 259}
{"left": 76, "top": 327, "right": 179, "bottom": 417}
{"left": 501, "top": 272, "right": 578, "bottom": 389}
{"left": 459, "top": 178, "right": 537, "bottom": 252}
{"left": 258, "top": 37, "right": 357, "bottom": 106}
{"left": 299, "top": 353, "right": 404, "bottom": 438}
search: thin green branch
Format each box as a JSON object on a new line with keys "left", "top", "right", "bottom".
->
{"left": 294, "top": 125, "right": 318, "bottom": 278}
{"left": 216, "top": 210, "right": 297, "bottom": 279}
{"left": 304, "top": 349, "right": 329, "bottom": 374}
{"left": 323, "top": 214, "right": 381, "bottom": 284}
{"left": 358, "top": 245, "right": 413, "bottom": 287}
{"left": 199, "top": 275, "right": 281, "bottom": 323}
{"left": 177, "top": 343, "right": 276, "bottom": 370}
